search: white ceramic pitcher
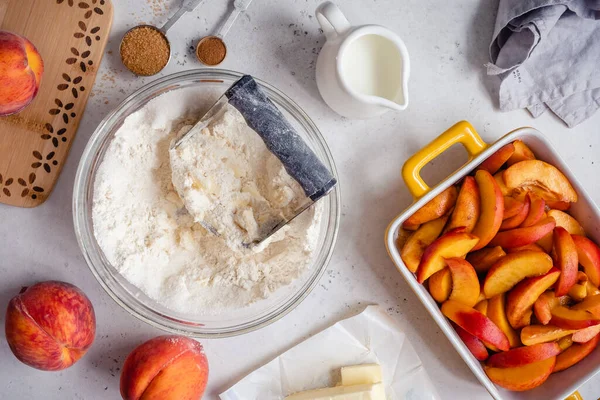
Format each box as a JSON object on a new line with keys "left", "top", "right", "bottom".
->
{"left": 315, "top": 2, "right": 410, "bottom": 119}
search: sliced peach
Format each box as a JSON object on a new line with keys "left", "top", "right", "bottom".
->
{"left": 474, "top": 300, "right": 488, "bottom": 315}
{"left": 550, "top": 306, "right": 600, "bottom": 330}
{"left": 572, "top": 293, "right": 600, "bottom": 318}
{"left": 494, "top": 171, "right": 512, "bottom": 196}
{"left": 403, "top": 186, "right": 458, "bottom": 228}
{"left": 572, "top": 235, "right": 600, "bottom": 287}
{"left": 400, "top": 216, "right": 449, "bottom": 273}
{"left": 519, "top": 192, "right": 545, "bottom": 227}
{"left": 488, "top": 293, "right": 520, "bottom": 348}
{"left": 506, "top": 140, "right": 536, "bottom": 166}
{"left": 471, "top": 170, "right": 504, "bottom": 250}
{"left": 453, "top": 323, "right": 488, "bottom": 361}
{"left": 500, "top": 193, "right": 531, "bottom": 230}
{"left": 503, "top": 160, "right": 578, "bottom": 203}
{"left": 446, "top": 258, "right": 480, "bottom": 307}
{"left": 506, "top": 243, "right": 545, "bottom": 253}
{"left": 489, "top": 217, "right": 555, "bottom": 248}
{"left": 587, "top": 281, "right": 600, "bottom": 297}
{"left": 537, "top": 232, "right": 554, "bottom": 253}
{"left": 441, "top": 300, "right": 510, "bottom": 351}
{"left": 521, "top": 325, "right": 576, "bottom": 346}
{"left": 506, "top": 268, "right": 560, "bottom": 329}
{"left": 534, "top": 292, "right": 571, "bottom": 325}
{"left": 466, "top": 247, "right": 506, "bottom": 273}
{"left": 568, "top": 283, "right": 587, "bottom": 302}
{"left": 554, "top": 227, "right": 579, "bottom": 296}
{"left": 444, "top": 177, "right": 480, "bottom": 233}
{"left": 520, "top": 185, "right": 571, "bottom": 211}
{"left": 483, "top": 251, "right": 553, "bottom": 298}
{"left": 487, "top": 342, "right": 560, "bottom": 368}
{"left": 429, "top": 268, "right": 452, "bottom": 303}
{"left": 558, "top": 335, "right": 574, "bottom": 351}
{"left": 395, "top": 228, "right": 412, "bottom": 250}
{"left": 547, "top": 210, "right": 585, "bottom": 236}
{"left": 503, "top": 197, "right": 525, "bottom": 220}
{"left": 402, "top": 222, "right": 420, "bottom": 231}
{"left": 572, "top": 325, "right": 600, "bottom": 343}
{"left": 553, "top": 334, "right": 600, "bottom": 372}
{"left": 416, "top": 231, "right": 479, "bottom": 283}
{"left": 484, "top": 357, "right": 555, "bottom": 391}
{"left": 478, "top": 144, "right": 515, "bottom": 175}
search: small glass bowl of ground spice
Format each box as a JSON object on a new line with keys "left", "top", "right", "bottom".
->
{"left": 120, "top": 26, "right": 171, "bottom": 76}
{"left": 196, "top": 35, "right": 227, "bottom": 66}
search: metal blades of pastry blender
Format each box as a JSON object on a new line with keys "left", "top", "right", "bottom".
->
{"left": 173, "top": 75, "right": 337, "bottom": 247}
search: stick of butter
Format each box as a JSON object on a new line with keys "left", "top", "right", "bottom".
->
{"left": 284, "top": 382, "right": 385, "bottom": 400}
{"left": 341, "top": 364, "right": 383, "bottom": 386}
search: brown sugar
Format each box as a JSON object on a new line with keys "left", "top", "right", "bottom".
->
{"left": 196, "top": 36, "right": 227, "bottom": 66}
{"left": 120, "top": 26, "right": 170, "bottom": 76}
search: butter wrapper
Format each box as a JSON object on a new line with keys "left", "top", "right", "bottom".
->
{"left": 220, "top": 305, "right": 440, "bottom": 400}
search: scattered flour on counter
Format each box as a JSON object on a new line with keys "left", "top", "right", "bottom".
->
{"left": 92, "top": 88, "right": 322, "bottom": 314}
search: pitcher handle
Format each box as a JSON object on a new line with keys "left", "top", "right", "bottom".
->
{"left": 316, "top": 1, "right": 351, "bottom": 40}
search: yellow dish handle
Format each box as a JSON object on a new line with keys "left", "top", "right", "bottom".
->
{"left": 565, "top": 391, "right": 582, "bottom": 400}
{"left": 402, "top": 121, "right": 488, "bottom": 199}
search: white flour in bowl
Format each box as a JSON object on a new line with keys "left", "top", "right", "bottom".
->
{"left": 92, "top": 88, "right": 322, "bottom": 314}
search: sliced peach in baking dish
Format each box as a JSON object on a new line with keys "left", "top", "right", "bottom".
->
{"left": 506, "top": 268, "right": 560, "bottom": 329}
{"left": 572, "top": 235, "right": 600, "bottom": 287}
{"left": 519, "top": 185, "right": 571, "bottom": 211}
{"left": 537, "top": 231, "right": 554, "bottom": 254}
{"left": 466, "top": 246, "right": 506, "bottom": 273}
{"left": 506, "top": 140, "right": 536, "bottom": 166}
{"left": 403, "top": 186, "right": 457, "bottom": 229}
{"left": 550, "top": 306, "right": 600, "bottom": 330}
{"left": 453, "top": 323, "right": 488, "bottom": 361}
{"left": 446, "top": 258, "right": 480, "bottom": 307}
{"left": 547, "top": 210, "right": 585, "bottom": 236}
{"left": 554, "top": 227, "right": 579, "bottom": 296}
{"left": 444, "top": 176, "right": 480, "bottom": 233}
{"left": 488, "top": 293, "right": 520, "bottom": 348}
{"left": 494, "top": 171, "right": 512, "bottom": 196}
{"left": 477, "top": 143, "right": 515, "bottom": 175}
{"left": 534, "top": 292, "right": 571, "bottom": 325}
{"left": 416, "top": 231, "right": 479, "bottom": 283}
{"left": 428, "top": 268, "right": 452, "bottom": 303}
{"left": 500, "top": 193, "right": 530, "bottom": 230}
{"left": 474, "top": 299, "right": 488, "bottom": 315}
{"left": 485, "top": 357, "right": 555, "bottom": 391}
{"left": 572, "top": 325, "right": 600, "bottom": 343}
{"left": 572, "top": 293, "right": 600, "bottom": 318}
{"left": 503, "top": 160, "right": 578, "bottom": 203}
{"left": 519, "top": 192, "right": 545, "bottom": 228}
{"left": 489, "top": 217, "right": 555, "bottom": 249}
{"left": 553, "top": 334, "right": 600, "bottom": 373}
{"left": 505, "top": 243, "right": 545, "bottom": 253}
{"left": 442, "top": 300, "right": 509, "bottom": 351}
{"left": 483, "top": 251, "right": 553, "bottom": 298}
{"left": 558, "top": 336, "right": 574, "bottom": 351}
{"left": 521, "top": 325, "right": 576, "bottom": 346}
{"left": 503, "top": 196, "right": 525, "bottom": 220}
{"left": 487, "top": 342, "right": 560, "bottom": 368}
{"left": 471, "top": 170, "right": 504, "bottom": 250}
{"left": 400, "top": 215, "right": 449, "bottom": 273}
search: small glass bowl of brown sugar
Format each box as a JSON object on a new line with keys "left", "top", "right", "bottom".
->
{"left": 120, "top": 25, "right": 171, "bottom": 76}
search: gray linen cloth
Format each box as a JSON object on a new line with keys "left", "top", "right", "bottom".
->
{"left": 487, "top": 0, "right": 600, "bottom": 127}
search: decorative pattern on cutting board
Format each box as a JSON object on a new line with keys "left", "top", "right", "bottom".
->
{"left": 0, "top": 0, "right": 113, "bottom": 207}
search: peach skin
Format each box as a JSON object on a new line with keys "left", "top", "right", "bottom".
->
{"left": 534, "top": 292, "right": 571, "bottom": 325}
{"left": 503, "top": 196, "right": 525, "bottom": 220}
{"left": 487, "top": 293, "right": 520, "bottom": 348}
{"left": 485, "top": 356, "right": 555, "bottom": 391}
{"left": 4, "top": 281, "right": 95, "bottom": 371}
{"left": 442, "top": 299, "right": 510, "bottom": 351}
{"left": 400, "top": 215, "right": 449, "bottom": 273}
{"left": 120, "top": 335, "right": 208, "bottom": 400}
{"left": 503, "top": 160, "right": 578, "bottom": 203}
{"left": 521, "top": 325, "right": 576, "bottom": 346}
{"left": 471, "top": 170, "right": 504, "bottom": 250}
{"left": 553, "top": 333, "right": 600, "bottom": 373}
{"left": 572, "top": 293, "right": 600, "bottom": 318}
{"left": 487, "top": 342, "right": 561, "bottom": 368}
{"left": 429, "top": 268, "right": 452, "bottom": 303}
{"left": 550, "top": 306, "right": 600, "bottom": 330}
{"left": 506, "top": 140, "right": 535, "bottom": 166}
{"left": 453, "top": 323, "right": 488, "bottom": 361}
{"left": 547, "top": 210, "right": 585, "bottom": 236}
{"left": 403, "top": 186, "right": 457, "bottom": 228}
{"left": 554, "top": 227, "right": 579, "bottom": 296}
{"left": 483, "top": 251, "right": 553, "bottom": 298}
{"left": 0, "top": 31, "right": 43, "bottom": 115}
{"left": 506, "top": 268, "right": 560, "bottom": 329}
{"left": 572, "top": 235, "right": 600, "bottom": 287}
{"left": 466, "top": 246, "right": 506, "bottom": 274}
{"left": 416, "top": 230, "right": 479, "bottom": 283}
{"left": 489, "top": 217, "right": 555, "bottom": 249}
{"left": 446, "top": 258, "right": 480, "bottom": 307}
{"left": 505, "top": 243, "right": 545, "bottom": 253}
{"left": 500, "top": 193, "right": 530, "bottom": 231}
{"left": 572, "top": 325, "right": 600, "bottom": 343}
{"left": 444, "top": 176, "right": 480, "bottom": 233}
{"left": 477, "top": 143, "right": 515, "bottom": 175}
{"left": 519, "top": 192, "right": 545, "bottom": 228}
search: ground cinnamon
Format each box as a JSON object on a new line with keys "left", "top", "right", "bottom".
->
{"left": 120, "top": 26, "right": 170, "bottom": 76}
{"left": 196, "top": 36, "right": 227, "bottom": 66}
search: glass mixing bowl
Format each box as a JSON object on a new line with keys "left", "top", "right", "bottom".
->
{"left": 73, "top": 69, "right": 340, "bottom": 338}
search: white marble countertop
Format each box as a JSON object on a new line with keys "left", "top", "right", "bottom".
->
{"left": 1, "top": 0, "right": 600, "bottom": 399}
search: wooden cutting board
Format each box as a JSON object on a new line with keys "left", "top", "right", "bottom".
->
{"left": 0, "top": 0, "right": 113, "bottom": 207}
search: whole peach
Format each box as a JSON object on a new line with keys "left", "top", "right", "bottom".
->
{"left": 0, "top": 30, "right": 44, "bottom": 116}
{"left": 120, "top": 335, "right": 209, "bottom": 400}
{"left": 5, "top": 281, "right": 95, "bottom": 371}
